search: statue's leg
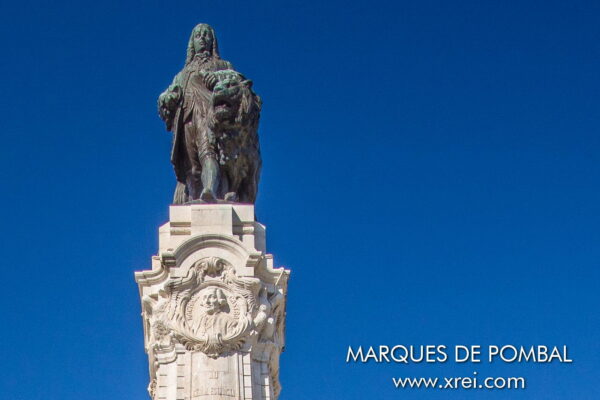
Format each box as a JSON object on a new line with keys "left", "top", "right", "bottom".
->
{"left": 221, "top": 163, "right": 237, "bottom": 202}
{"left": 225, "top": 161, "right": 242, "bottom": 202}
{"left": 239, "top": 178, "right": 255, "bottom": 204}
{"left": 246, "top": 161, "right": 260, "bottom": 204}
{"left": 198, "top": 127, "right": 219, "bottom": 201}
{"left": 184, "top": 122, "right": 202, "bottom": 200}
{"left": 200, "top": 157, "right": 218, "bottom": 201}
{"left": 221, "top": 172, "right": 233, "bottom": 200}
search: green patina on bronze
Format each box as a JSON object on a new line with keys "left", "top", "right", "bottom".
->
{"left": 158, "top": 24, "right": 261, "bottom": 204}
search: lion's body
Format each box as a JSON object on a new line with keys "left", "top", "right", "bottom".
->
{"left": 211, "top": 70, "right": 262, "bottom": 203}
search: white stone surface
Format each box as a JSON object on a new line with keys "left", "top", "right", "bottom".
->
{"left": 136, "top": 203, "right": 289, "bottom": 400}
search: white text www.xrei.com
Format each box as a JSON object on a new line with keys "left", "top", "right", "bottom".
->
{"left": 393, "top": 372, "right": 525, "bottom": 390}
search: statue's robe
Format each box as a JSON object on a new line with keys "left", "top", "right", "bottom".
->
{"left": 196, "top": 311, "right": 238, "bottom": 339}
{"left": 167, "top": 56, "right": 232, "bottom": 185}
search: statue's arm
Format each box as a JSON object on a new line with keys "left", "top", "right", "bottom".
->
{"left": 202, "top": 60, "right": 235, "bottom": 90}
{"left": 158, "top": 72, "right": 184, "bottom": 131}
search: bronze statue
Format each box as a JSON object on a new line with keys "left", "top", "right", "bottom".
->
{"left": 158, "top": 24, "right": 262, "bottom": 204}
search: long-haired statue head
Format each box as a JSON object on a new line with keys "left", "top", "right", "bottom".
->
{"left": 185, "top": 23, "right": 220, "bottom": 65}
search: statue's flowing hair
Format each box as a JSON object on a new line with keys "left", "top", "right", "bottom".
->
{"left": 185, "top": 23, "right": 221, "bottom": 65}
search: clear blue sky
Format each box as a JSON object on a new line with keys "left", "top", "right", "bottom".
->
{"left": 1, "top": 1, "right": 598, "bottom": 399}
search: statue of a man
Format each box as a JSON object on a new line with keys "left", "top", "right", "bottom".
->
{"left": 158, "top": 24, "right": 261, "bottom": 204}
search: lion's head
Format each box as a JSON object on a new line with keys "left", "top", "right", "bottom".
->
{"left": 210, "top": 70, "right": 261, "bottom": 128}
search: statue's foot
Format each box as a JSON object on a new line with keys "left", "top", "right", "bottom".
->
{"left": 200, "top": 188, "right": 216, "bottom": 202}
{"left": 224, "top": 192, "right": 238, "bottom": 202}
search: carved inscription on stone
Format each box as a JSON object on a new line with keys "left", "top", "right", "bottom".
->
{"left": 191, "top": 353, "right": 238, "bottom": 400}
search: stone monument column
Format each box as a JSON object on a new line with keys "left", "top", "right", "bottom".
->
{"left": 135, "top": 24, "right": 290, "bottom": 400}
{"left": 135, "top": 204, "right": 289, "bottom": 400}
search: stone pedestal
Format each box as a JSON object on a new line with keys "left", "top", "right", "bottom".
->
{"left": 135, "top": 204, "right": 289, "bottom": 400}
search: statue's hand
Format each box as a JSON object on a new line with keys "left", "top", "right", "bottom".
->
{"left": 158, "top": 86, "right": 181, "bottom": 129}
{"left": 160, "top": 85, "right": 181, "bottom": 108}
{"left": 202, "top": 72, "right": 218, "bottom": 91}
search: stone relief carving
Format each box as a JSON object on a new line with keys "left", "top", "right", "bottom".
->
{"left": 143, "top": 257, "right": 261, "bottom": 358}
{"left": 136, "top": 206, "right": 290, "bottom": 400}
{"left": 252, "top": 284, "right": 287, "bottom": 398}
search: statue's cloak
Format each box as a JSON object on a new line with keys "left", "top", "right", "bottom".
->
{"left": 169, "top": 57, "right": 232, "bottom": 183}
